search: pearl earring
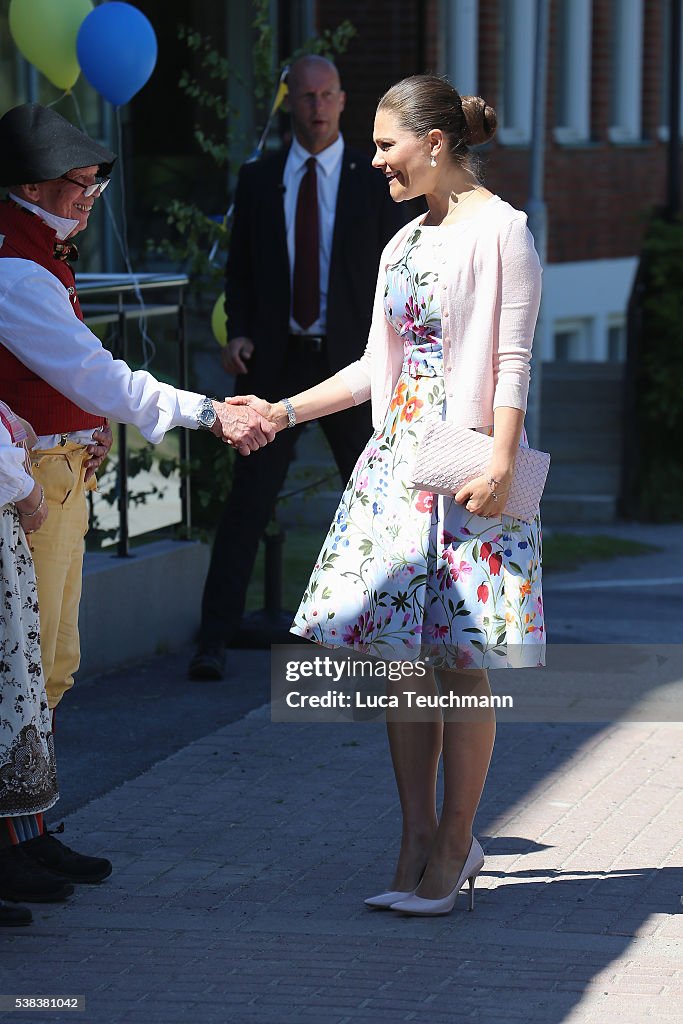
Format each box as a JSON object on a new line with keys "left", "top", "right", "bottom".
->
{"left": 430, "top": 156, "right": 437, "bottom": 167}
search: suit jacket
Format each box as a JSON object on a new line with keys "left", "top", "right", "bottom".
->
{"left": 224, "top": 144, "right": 413, "bottom": 395}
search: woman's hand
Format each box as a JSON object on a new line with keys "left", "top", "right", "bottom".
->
{"left": 224, "top": 395, "right": 289, "bottom": 433}
{"left": 16, "top": 481, "right": 48, "bottom": 533}
{"left": 454, "top": 468, "right": 512, "bottom": 519}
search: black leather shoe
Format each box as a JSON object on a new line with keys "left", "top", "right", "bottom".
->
{"left": 0, "top": 845, "right": 74, "bottom": 903}
{"left": 0, "top": 899, "right": 32, "bottom": 926}
{"left": 188, "top": 643, "right": 225, "bottom": 681}
{"left": 22, "top": 828, "right": 112, "bottom": 884}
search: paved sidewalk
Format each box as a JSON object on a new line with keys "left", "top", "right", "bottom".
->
{"left": 0, "top": 683, "right": 681, "bottom": 1024}
{"left": 1, "top": 523, "right": 682, "bottom": 1024}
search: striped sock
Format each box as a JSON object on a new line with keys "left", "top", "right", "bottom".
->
{"left": 0, "top": 813, "right": 45, "bottom": 848}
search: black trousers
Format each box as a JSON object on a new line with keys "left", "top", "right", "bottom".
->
{"left": 198, "top": 354, "right": 372, "bottom": 645}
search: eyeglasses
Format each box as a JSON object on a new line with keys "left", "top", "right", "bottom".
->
{"left": 60, "top": 174, "right": 111, "bottom": 197}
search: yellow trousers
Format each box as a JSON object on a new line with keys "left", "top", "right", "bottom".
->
{"left": 29, "top": 443, "right": 95, "bottom": 710}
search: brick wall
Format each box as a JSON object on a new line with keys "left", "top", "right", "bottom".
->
{"left": 474, "top": 0, "right": 670, "bottom": 262}
{"left": 317, "top": 0, "right": 677, "bottom": 263}
{"left": 316, "top": 0, "right": 425, "bottom": 153}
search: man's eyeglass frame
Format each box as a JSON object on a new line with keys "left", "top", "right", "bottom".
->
{"left": 60, "top": 174, "right": 111, "bottom": 198}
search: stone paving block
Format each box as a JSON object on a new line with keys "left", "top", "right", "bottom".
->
{"left": 1, "top": 688, "right": 680, "bottom": 1024}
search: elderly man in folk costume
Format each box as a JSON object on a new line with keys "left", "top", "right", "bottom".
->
{"left": 0, "top": 104, "right": 275, "bottom": 904}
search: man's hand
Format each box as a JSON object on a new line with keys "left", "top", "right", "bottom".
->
{"left": 84, "top": 422, "right": 113, "bottom": 482}
{"left": 221, "top": 336, "right": 254, "bottom": 376}
{"left": 224, "top": 394, "right": 283, "bottom": 428}
{"left": 209, "top": 400, "right": 275, "bottom": 455}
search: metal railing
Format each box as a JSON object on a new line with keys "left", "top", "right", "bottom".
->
{"left": 78, "top": 273, "right": 190, "bottom": 557}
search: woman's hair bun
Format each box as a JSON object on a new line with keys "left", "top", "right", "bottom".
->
{"left": 460, "top": 95, "right": 497, "bottom": 146}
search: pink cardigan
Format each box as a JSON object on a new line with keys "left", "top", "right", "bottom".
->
{"left": 338, "top": 195, "right": 542, "bottom": 429}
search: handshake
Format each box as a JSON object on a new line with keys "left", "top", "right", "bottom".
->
{"left": 209, "top": 396, "right": 286, "bottom": 456}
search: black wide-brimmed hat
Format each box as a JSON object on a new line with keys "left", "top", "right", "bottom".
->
{"left": 0, "top": 103, "right": 116, "bottom": 187}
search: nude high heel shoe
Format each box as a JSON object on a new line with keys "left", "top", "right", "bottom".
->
{"left": 389, "top": 837, "right": 485, "bottom": 916}
{"left": 364, "top": 864, "right": 427, "bottom": 909}
{"left": 364, "top": 889, "right": 415, "bottom": 909}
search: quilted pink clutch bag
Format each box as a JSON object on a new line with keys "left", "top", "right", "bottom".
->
{"left": 411, "top": 421, "right": 551, "bottom": 523}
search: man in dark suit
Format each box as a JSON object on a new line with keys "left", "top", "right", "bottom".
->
{"left": 189, "top": 55, "right": 410, "bottom": 680}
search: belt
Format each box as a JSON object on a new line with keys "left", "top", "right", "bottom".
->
{"left": 288, "top": 333, "right": 326, "bottom": 354}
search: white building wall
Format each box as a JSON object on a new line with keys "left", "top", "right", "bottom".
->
{"left": 539, "top": 257, "right": 638, "bottom": 362}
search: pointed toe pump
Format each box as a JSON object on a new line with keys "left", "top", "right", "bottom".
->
{"left": 390, "top": 837, "right": 485, "bottom": 916}
{"left": 364, "top": 889, "right": 415, "bottom": 909}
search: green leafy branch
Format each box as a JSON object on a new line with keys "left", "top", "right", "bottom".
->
{"left": 633, "top": 214, "right": 683, "bottom": 520}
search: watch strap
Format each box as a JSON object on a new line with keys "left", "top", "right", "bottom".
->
{"left": 280, "top": 397, "right": 296, "bottom": 429}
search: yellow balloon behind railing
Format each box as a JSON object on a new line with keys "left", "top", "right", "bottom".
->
{"left": 9, "top": 0, "right": 93, "bottom": 91}
{"left": 211, "top": 293, "right": 227, "bottom": 347}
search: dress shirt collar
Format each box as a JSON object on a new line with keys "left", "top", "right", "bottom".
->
{"left": 9, "top": 193, "right": 79, "bottom": 241}
{"left": 289, "top": 133, "right": 344, "bottom": 178}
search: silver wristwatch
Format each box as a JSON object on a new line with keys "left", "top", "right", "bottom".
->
{"left": 280, "top": 397, "right": 296, "bottom": 429}
{"left": 196, "top": 397, "right": 217, "bottom": 430}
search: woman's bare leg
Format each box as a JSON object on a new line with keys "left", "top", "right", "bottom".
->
{"left": 413, "top": 668, "right": 495, "bottom": 899}
{"left": 385, "top": 669, "right": 441, "bottom": 891}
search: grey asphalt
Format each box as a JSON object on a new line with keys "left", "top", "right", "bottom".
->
{"left": 52, "top": 648, "right": 272, "bottom": 818}
{"left": 0, "top": 520, "right": 681, "bottom": 1024}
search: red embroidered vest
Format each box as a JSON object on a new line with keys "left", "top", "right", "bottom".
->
{"left": 0, "top": 200, "right": 105, "bottom": 434}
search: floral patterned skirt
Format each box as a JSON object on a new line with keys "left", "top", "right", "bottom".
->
{"left": 291, "top": 367, "right": 545, "bottom": 669}
{"left": 0, "top": 506, "right": 58, "bottom": 816}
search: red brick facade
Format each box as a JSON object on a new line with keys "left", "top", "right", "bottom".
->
{"left": 317, "top": 0, "right": 426, "bottom": 154}
{"left": 318, "top": 0, "right": 678, "bottom": 265}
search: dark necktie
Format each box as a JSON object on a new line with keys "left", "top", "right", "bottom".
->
{"left": 292, "top": 156, "right": 319, "bottom": 330}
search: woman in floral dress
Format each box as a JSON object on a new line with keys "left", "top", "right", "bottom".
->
{"left": 0, "top": 403, "right": 58, "bottom": 926}
{"left": 231, "top": 75, "right": 543, "bottom": 915}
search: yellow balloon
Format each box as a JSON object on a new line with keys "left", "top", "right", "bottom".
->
{"left": 211, "top": 293, "right": 227, "bottom": 347}
{"left": 271, "top": 80, "right": 288, "bottom": 115}
{"left": 9, "top": 0, "right": 93, "bottom": 91}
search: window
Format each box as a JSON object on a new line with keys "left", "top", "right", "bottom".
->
{"left": 498, "top": 0, "right": 536, "bottom": 144}
{"left": 554, "top": 0, "right": 592, "bottom": 143}
{"left": 659, "top": 0, "right": 683, "bottom": 140}
{"left": 553, "top": 319, "right": 593, "bottom": 361}
{"left": 608, "top": 0, "right": 644, "bottom": 142}
{"left": 607, "top": 321, "right": 627, "bottom": 362}
{"left": 445, "top": 0, "right": 479, "bottom": 97}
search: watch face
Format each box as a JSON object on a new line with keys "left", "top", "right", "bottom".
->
{"left": 199, "top": 402, "right": 216, "bottom": 427}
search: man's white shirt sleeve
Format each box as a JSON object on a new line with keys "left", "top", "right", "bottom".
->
{"left": 0, "top": 260, "right": 203, "bottom": 444}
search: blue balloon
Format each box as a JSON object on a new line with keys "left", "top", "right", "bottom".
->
{"left": 76, "top": 2, "right": 157, "bottom": 106}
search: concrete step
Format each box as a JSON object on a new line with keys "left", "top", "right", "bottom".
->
{"left": 542, "top": 432, "right": 622, "bottom": 463}
{"left": 540, "top": 382, "right": 624, "bottom": 402}
{"left": 541, "top": 360, "right": 624, "bottom": 378}
{"left": 545, "top": 462, "right": 621, "bottom": 495}
{"left": 540, "top": 493, "right": 618, "bottom": 525}
{"left": 541, "top": 402, "right": 623, "bottom": 434}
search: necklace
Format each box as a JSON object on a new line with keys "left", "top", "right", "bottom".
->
{"left": 445, "top": 185, "right": 483, "bottom": 220}
{"left": 424, "top": 185, "right": 484, "bottom": 227}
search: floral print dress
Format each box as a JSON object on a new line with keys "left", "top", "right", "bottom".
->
{"left": 0, "top": 504, "right": 58, "bottom": 816}
{"left": 291, "top": 226, "right": 545, "bottom": 669}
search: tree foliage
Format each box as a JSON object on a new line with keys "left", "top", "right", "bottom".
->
{"left": 632, "top": 214, "right": 683, "bottom": 520}
{"left": 151, "top": 1, "right": 356, "bottom": 291}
